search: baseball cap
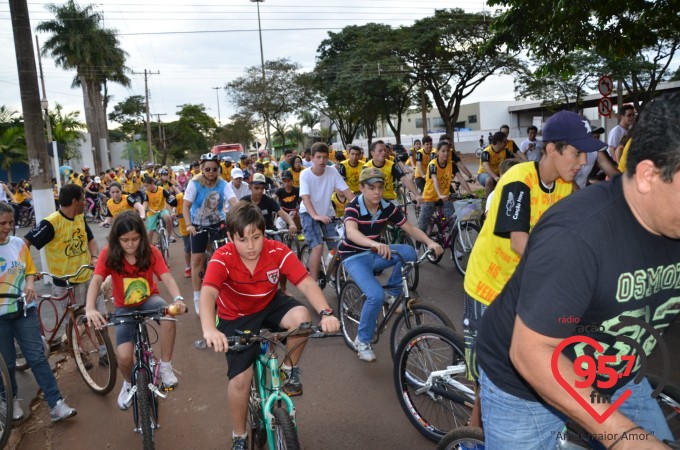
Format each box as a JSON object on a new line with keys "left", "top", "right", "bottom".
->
{"left": 359, "top": 167, "right": 385, "bottom": 185}
{"left": 94, "top": 176, "right": 101, "bottom": 183}
{"left": 251, "top": 173, "right": 267, "bottom": 185}
{"left": 281, "top": 170, "right": 293, "bottom": 180}
{"left": 542, "top": 111, "right": 606, "bottom": 153}
{"left": 231, "top": 168, "right": 244, "bottom": 179}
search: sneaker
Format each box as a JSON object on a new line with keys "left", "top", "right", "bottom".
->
{"left": 281, "top": 366, "right": 303, "bottom": 397}
{"left": 184, "top": 267, "right": 191, "bottom": 278}
{"left": 353, "top": 337, "right": 376, "bottom": 362}
{"left": 50, "top": 399, "right": 77, "bottom": 422}
{"left": 232, "top": 436, "right": 248, "bottom": 450}
{"left": 169, "top": 236, "right": 176, "bottom": 243}
{"left": 160, "top": 364, "right": 179, "bottom": 389}
{"left": 117, "top": 382, "right": 133, "bottom": 411}
{"left": 194, "top": 299, "right": 200, "bottom": 315}
{"left": 13, "top": 397, "right": 24, "bottom": 421}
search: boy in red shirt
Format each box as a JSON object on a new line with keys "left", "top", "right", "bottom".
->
{"left": 199, "top": 202, "right": 339, "bottom": 449}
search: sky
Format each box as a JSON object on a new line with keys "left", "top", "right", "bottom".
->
{"left": 0, "top": 0, "right": 515, "bottom": 126}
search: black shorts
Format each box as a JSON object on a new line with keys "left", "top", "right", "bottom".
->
{"left": 190, "top": 225, "right": 224, "bottom": 254}
{"left": 217, "top": 291, "right": 304, "bottom": 379}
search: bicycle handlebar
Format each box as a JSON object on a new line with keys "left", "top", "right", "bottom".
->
{"left": 38, "top": 264, "right": 94, "bottom": 283}
{"left": 100, "top": 305, "right": 187, "bottom": 328}
{"left": 370, "top": 246, "right": 432, "bottom": 266}
{"left": 226, "top": 322, "right": 340, "bottom": 352}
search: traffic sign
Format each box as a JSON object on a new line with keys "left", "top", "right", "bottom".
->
{"left": 598, "top": 75, "right": 614, "bottom": 97}
{"left": 598, "top": 97, "right": 613, "bottom": 117}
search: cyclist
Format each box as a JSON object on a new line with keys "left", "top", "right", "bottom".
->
{"left": 84, "top": 212, "right": 186, "bottom": 410}
{"left": 198, "top": 201, "right": 340, "bottom": 450}
{"left": 11, "top": 179, "right": 31, "bottom": 228}
{"left": 0, "top": 202, "right": 77, "bottom": 422}
{"left": 84, "top": 176, "right": 106, "bottom": 218}
{"left": 463, "top": 110, "right": 605, "bottom": 427}
{"left": 474, "top": 93, "right": 679, "bottom": 449}
{"left": 229, "top": 168, "right": 251, "bottom": 201}
{"left": 338, "top": 145, "right": 364, "bottom": 195}
{"left": 158, "top": 169, "right": 181, "bottom": 195}
{"left": 340, "top": 168, "right": 442, "bottom": 362}
{"left": 417, "top": 141, "right": 474, "bottom": 235}
{"left": 275, "top": 170, "right": 301, "bottom": 230}
{"left": 477, "top": 131, "right": 517, "bottom": 197}
{"left": 24, "top": 184, "right": 99, "bottom": 305}
{"left": 183, "top": 152, "right": 238, "bottom": 314}
{"left": 414, "top": 136, "right": 434, "bottom": 192}
{"left": 140, "top": 175, "right": 177, "bottom": 244}
{"left": 289, "top": 155, "right": 305, "bottom": 188}
{"left": 364, "top": 140, "right": 421, "bottom": 206}
{"left": 220, "top": 157, "right": 234, "bottom": 183}
{"left": 100, "top": 182, "right": 146, "bottom": 227}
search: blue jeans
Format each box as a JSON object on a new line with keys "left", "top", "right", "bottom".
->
{"left": 479, "top": 369, "right": 674, "bottom": 450}
{"left": 342, "top": 244, "right": 417, "bottom": 343}
{"left": 0, "top": 307, "right": 62, "bottom": 408}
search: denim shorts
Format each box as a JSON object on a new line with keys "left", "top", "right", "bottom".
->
{"left": 477, "top": 172, "right": 491, "bottom": 187}
{"left": 146, "top": 209, "right": 169, "bottom": 232}
{"left": 300, "top": 212, "right": 339, "bottom": 250}
{"left": 114, "top": 295, "right": 168, "bottom": 346}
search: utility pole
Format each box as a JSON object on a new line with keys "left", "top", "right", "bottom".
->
{"left": 154, "top": 113, "right": 167, "bottom": 164}
{"left": 132, "top": 69, "right": 160, "bottom": 165}
{"left": 251, "top": 0, "right": 272, "bottom": 152}
{"left": 212, "top": 87, "right": 222, "bottom": 126}
{"left": 36, "top": 36, "right": 61, "bottom": 190}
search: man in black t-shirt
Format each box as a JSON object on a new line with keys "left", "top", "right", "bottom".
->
{"left": 475, "top": 93, "right": 680, "bottom": 449}
{"left": 240, "top": 174, "right": 296, "bottom": 233}
{"left": 275, "top": 171, "right": 301, "bottom": 231}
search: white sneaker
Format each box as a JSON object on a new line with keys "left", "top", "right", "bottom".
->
{"left": 117, "top": 381, "right": 132, "bottom": 411}
{"left": 193, "top": 299, "right": 200, "bottom": 315}
{"left": 160, "top": 364, "right": 178, "bottom": 388}
{"left": 13, "top": 397, "right": 24, "bottom": 421}
{"left": 50, "top": 399, "right": 76, "bottom": 422}
{"left": 353, "top": 337, "right": 376, "bottom": 362}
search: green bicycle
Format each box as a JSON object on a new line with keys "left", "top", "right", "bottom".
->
{"left": 226, "top": 323, "right": 335, "bottom": 450}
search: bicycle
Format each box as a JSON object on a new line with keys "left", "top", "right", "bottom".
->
{"left": 382, "top": 204, "right": 419, "bottom": 290}
{"left": 226, "top": 322, "right": 337, "bottom": 450}
{"left": 84, "top": 194, "right": 108, "bottom": 223}
{"left": 298, "top": 218, "right": 348, "bottom": 299}
{"left": 195, "top": 223, "right": 228, "bottom": 280}
{"left": 265, "top": 228, "right": 302, "bottom": 258}
{"left": 339, "top": 250, "right": 454, "bottom": 358}
{"left": 0, "top": 294, "right": 20, "bottom": 449}
{"left": 148, "top": 208, "right": 170, "bottom": 266}
{"left": 393, "top": 325, "right": 473, "bottom": 442}
{"left": 103, "top": 305, "right": 184, "bottom": 450}
{"left": 12, "top": 203, "right": 35, "bottom": 229}
{"left": 36, "top": 265, "right": 117, "bottom": 395}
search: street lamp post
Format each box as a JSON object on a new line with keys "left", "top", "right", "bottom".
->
{"left": 212, "top": 86, "right": 222, "bottom": 126}
{"left": 250, "top": 0, "right": 272, "bottom": 153}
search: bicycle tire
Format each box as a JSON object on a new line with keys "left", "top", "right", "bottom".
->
{"left": 338, "top": 281, "right": 365, "bottom": 350}
{"left": 247, "top": 377, "right": 267, "bottom": 450}
{"left": 393, "top": 325, "right": 473, "bottom": 442}
{"left": 298, "top": 244, "right": 311, "bottom": 271}
{"left": 426, "top": 224, "right": 444, "bottom": 264}
{"left": 15, "top": 336, "right": 49, "bottom": 371}
{"left": 158, "top": 229, "right": 170, "bottom": 265}
{"left": 451, "top": 222, "right": 481, "bottom": 276}
{"left": 334, "top": 260, "right": 347, "bottom": 299}
{"left": 389, "top": 303, "right": 454, "bottom": 358}
{"left": 135, "top": 369, "right": 155, "bottom": 450}
{"left": 437, "top": 426, "right": 485, "bottom": 450}
{"left": 271, "top": 406, "right": 300, "bottom": 450}
{"left": 0, "top": 352, "right": 13, "bottom": 449}
{"left": 395, "top": 233, "right": 419, "bottom": 290}
{"left": 69, "top": 311, "right": 117, "bottom": 395}
{"left": 647, "top": 374, "right": 680, "bottom": 436}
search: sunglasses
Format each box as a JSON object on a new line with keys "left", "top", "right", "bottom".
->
{"left": 203, "top": 167, "right": 219, "bottom": 173}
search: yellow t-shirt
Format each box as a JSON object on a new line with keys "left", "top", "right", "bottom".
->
{"left": 478, "top": 146, "right": 514, "bottom": 176}
{"left": 106, "top": 195, "right": 135, "bottom": 217}
{"left": 42, "top": 211, "right": 92, "bottom": 284}
{"left": 220, "top": 163, "right": 233, "bottom": 182}
{"left": 290, "top": 167, "right": 303, "bottom": 188}
{"left": 331, "top": 192, "right": 349, "bottom": 218}
{"left": 124, "top": 176, "right": 140, "bottom": 194}
{"left": 13, "top": 190, "right": 26, "bottom": 204}
{"left": 422, "top": 159, "right": 458, "bottom": 203}
{"left": 339, "top": 160, "right": 363, "bottom": 194}
{"left": 175, "top": 193, "right": 188, "bottom": 237}
{"left": 363, "top": 159, "right": 398, "bottom": 200}
{"left": 464, "top": 162, "right": 572, "bottom": 305}
{"left": 618, "top": 139, "right": 632, "bottom": 173}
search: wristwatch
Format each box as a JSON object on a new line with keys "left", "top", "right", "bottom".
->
{"left": 173, "top": 295, "right": 184, "bottom": 302}
{"left": 319, "top": 308, "right": 334, "bottom": 317}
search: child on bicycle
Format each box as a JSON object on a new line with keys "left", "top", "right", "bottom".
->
{"left": 340, "top": 168, "right": 443, "bottom": 362}
{"left": 198, "top": 201, "right": 340, "bottom": 450}
{"left": 84, "top": 211, "right": 186, "bottom": 411}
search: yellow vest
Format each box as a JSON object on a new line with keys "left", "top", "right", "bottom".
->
{"left": 422, "top": 159, "right": 455, "bottom": 203}
{"left": 364, "top": 159, "right": 397, "bottom": 200}
{"left": 290, "top": 167, "right": 303, "bottom": 188}
{"left": 106, "top": 196, "right": 135, "bottom": 217}
{"left": 340, "top": 160, "right": 363, "bottom": 194}
{"left": 220, "top": 163, "right": 233, "bottom": 182}
{"left": 478, "top": 146, "right": 513, "bottom": 176}
{"left": 43, "top": 211, "right": 92, "bottom": 284}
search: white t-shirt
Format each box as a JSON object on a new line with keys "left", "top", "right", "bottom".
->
{"left": 519, "top": 138, "right": 542, "bottom": 162}
{"left": 607, "top": 125, "right": 627, "bottom": 156}
{"left": 299, "top": 166, "right": 349, "bottom": 217}
{"left": 229, "top": 180, "right": 251, "bottom": 200}
{"left": 301, "top": 158, "right": 314, "bottom": 169}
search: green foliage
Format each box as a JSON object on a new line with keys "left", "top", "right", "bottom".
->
{"left": 108, "top": 95, "right": 146, "bottom": 139}
{"left": 50, "top": 103, "right": 85, "bottom": 160}
{"left": 122, "top": 141, "right": 158, "bottom": 167}
{"left": 164, "top": 104, "right": 216, "bottom": 162}
{"left": 0, "top": 126, "right": 27, "bottom": 182}
{"left": 214, "top": 113, "right": 256, "bottom": 150}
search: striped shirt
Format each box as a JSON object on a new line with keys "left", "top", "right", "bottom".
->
{"left": 338, "top": 195, "right": 406, "bottom": 259}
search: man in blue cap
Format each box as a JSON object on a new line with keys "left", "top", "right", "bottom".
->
{"left": 462, "top": 110, "right": 606, "bottom": 427}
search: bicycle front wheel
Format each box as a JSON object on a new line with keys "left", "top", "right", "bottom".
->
{"left": 334, "top": 260, "right": 348, "bottom": 300}
{"left": 437, "top": 427, "right": 485, "bottom": 450}
{"left": 135, "top": 369, "right": 155, "bottom": 450}
{"left": 389, "top": 303, "right": 454, "bottom": 358}
{"left": 0, "top": 353, "right": 13, "bottom": 449}
{"left": 451, "top": 222, "right": 481, "bottom": 276}
{"left": 248, "top": 377, "right": 266, "bottom": 450}
{"left": 393, "top": 325, "right": 472, "bottom": 442}
{"left": 158, "top": 229, "right": 170, "bottom": 265}
{"left": 69, "top": 311, "right": 117, "bottom": 395}
{"left": 271, "top": 406, "right": 300, "bottom": 450}
{"left": 339, "top": 281, "right": 366, "bottom": 350}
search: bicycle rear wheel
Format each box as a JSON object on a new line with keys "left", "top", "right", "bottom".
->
{"left": 69, "top": 311, "right": 117, "bottom": 395}
{"left": 338, "top": 281, "right": 365, "bottom": 350}
{"left": 647, "top": 374, "right": 680, "bottom": 437}
{"left": 389, "top": 303, "right": 454, "bottom": 358}
{"left": 451, "top": 222, "right": 481, "bottom": 276}
{"left": 0, "top": 353, "right": 13, "bottom": 449}
{"left": 393, "top": 325, "right": 472, "bottom": 442}
{"left": 271, "top": 406, "right": 300, "bottom": 450}
{"left": 135, "top": 369, "right": 155, "bottom": 450}
{"left": 334, "top": 260, "right": 347, "bottom": 299}
{"left": 437, "top": 427, "right": 485, "bottom": 450}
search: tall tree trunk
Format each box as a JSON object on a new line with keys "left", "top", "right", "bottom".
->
{"left": 80, "top": 76, "right": 101, "bottom": 172}
{"left": 92, "top": 83, "right": 110, "bottom": 169}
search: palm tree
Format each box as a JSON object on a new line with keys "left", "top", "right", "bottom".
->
{"left": 297, "top": 111, "right": 320, "bottom": 132}
{"left": 50, "top": 103, "right": 86, "bottom": 160}
{"left": 286, "top": 124, "right": 305, "bottom": 151}
{"left": 37, "top": 0, "right": 130, "bottom": 172}
{"left": 0, "top": 126, "right": 27, "bottom": 183}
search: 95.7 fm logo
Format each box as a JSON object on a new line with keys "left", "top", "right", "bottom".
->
{"left": 551, "top": 316, "right": 671, "bottom": 424}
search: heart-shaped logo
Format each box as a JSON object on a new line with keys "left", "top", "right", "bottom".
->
{"left": 551, "top": 335, "right": 631, "bottom": 424}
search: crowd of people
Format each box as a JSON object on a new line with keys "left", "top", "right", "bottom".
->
{"left": 0, "top": 93, "right": 677, "bottom": 450}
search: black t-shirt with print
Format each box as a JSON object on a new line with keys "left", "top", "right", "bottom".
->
{"left": 275, "top": 187, "right": 300, "bottom": 211}
{"left": 476, "top": 175, "right": 680, "bottom": 401}
{"left": 240, "top": 195, "right": 281, "bottom": 230}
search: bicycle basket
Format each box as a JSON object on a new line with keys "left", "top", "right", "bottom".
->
{"left": 453, "top": 199, "right": 483, "bottom": 221}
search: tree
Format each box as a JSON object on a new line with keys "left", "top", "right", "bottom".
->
{"left": 38, "top": 0, "right": 130, "bottom": 171}
{"left": 401, "top": 9, "right": 521, "bottom": 135}
{"left": 214, "top": 113, "right": 256, "bottom": 151}
{"left": 165, "top": 104, "right": 216, "bottom": 162}
{"left": 226, "top": 58, "right": 306, "bottom": 148}
{"left": 0, "top": 126, "right": 27, "bottom": 183}
{"left": 50, "top": 103, "right": 86, "bottom": 160}
{"left": 108, "top": 95, "right": 146, "bottom": 140}
{"left": 297, "top": 111, "right": 319, "bottom": 132}
{"left": 489, "top": 0, "right": 680, "bottom": 109}
{"left": 122, "top": 140, "right": 157, "bottom": 167}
